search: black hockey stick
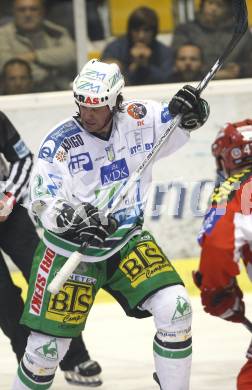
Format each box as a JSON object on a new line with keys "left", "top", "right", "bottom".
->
{"left": 48, "top": 0, "right": 248, "bottom": 295}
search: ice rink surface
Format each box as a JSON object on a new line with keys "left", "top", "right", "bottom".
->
{"left": 1, "top": 294, "right": 252, "bottom": 390}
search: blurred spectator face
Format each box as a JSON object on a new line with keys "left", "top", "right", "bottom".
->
{"left": 175, "top": 45, "right": 203, "bottom": 80}
{"left": 14, "top": 0, "right": 44, "bottom": 32}
{"left": 201, "top": 0, "right": 229, "bottom": 25}
{"left": 131, "top": 26, "right": 154, "bottom": 46}
{"left": 3, "top": 63, "right": 33, "bottom": 94}
{"left": 127, "top": 7, "right": 158, "bottom": 47}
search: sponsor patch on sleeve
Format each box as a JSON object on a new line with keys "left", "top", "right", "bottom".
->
{"left": 127, "top": 103, "right": 147, "bottom": 120}
{"left": 39, "top": 121, "right": 81, "bottom": 163}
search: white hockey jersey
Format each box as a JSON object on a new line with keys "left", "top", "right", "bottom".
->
{"left": 29, "top": 99, "right": 189, "bottom": 259}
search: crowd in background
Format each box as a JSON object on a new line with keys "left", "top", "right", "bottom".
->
{"left": 1, "top": 0, "right": 252, "bottom": 95}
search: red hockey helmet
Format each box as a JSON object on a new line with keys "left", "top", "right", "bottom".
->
{"left": 212, "top": 119, "right": 252, "bottom": 172}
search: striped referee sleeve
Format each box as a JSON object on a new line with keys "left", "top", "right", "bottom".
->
{"left": 4, "top": 154, "right": 33, "bottom": 202}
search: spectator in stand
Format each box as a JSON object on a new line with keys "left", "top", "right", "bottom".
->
{"left": 0, "top": 0, "right": 76, "bottom": 92}
{"left": 101, "top": 6, "right": 174, "bottom": 85}
{"left": 171, "top": 0, "right": 252, "bottom": 80}
{"left": 1, "top": 58, "right": 34, "bottom": 95}
{"left": 165, "top": 43, "right": 204, "bottom": 83}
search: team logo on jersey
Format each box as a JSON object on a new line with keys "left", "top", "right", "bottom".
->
{"left": 39, "top": 121, "right": 82, "bottom": 163}
{"left": 127, "top": 103, "right": 147, "bottom": 120}
{"left": 105, "top": 144, "right": 115, "bottom": 161}
{"left": 68, "top": 152, "right": 93, "bottom": 174}
{"left": 55, "top": 149, "right": 67, "bottom": 162}
{"left": 100, "top": 158, "right": 129, "bottom": 185}
{"left": 13, "top": 139, "right": 30, "bottom": 158}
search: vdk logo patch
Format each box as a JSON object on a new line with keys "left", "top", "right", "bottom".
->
{"left": 100, "top": 158, "right": 129, "bottom": 185}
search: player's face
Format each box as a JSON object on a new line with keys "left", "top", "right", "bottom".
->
{"left": 79, "top": 105, "right": 112, "bottom": 135}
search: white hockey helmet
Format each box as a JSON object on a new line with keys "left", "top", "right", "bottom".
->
{"left": 73, "top": 59, "right": 125, "bottom": 111}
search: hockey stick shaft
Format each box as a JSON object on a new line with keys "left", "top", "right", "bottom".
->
{"left": 48, "top": 0, "right": 248, "bottom": 295}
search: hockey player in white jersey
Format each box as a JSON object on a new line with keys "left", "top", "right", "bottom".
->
{"left": 13, "top": 59, "right": 209, "bottom": 390}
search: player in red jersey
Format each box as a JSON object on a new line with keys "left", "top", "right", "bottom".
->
{"left": 194, "top": 119, "right": 252, "bottom": 389}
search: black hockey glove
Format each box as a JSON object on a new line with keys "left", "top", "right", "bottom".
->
{"left": 54, "top": 202, "right": 118, "bottom": 247}
{"left": 168, "top": 85, "right": 209, "bottom": 131}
